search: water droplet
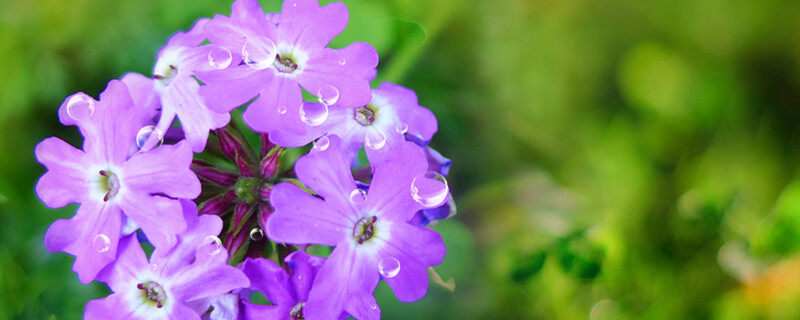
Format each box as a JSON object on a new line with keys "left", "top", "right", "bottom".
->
{"left": 136, "top": 126, "right": 164, "bottom": 150}
{"left": 370, "top": 303, "right": 378, "bottom": 310}
{"left": 364, "top": 131, "right": 387, "bottom": 150}
{"left": 313, "top": 135, "right": 330, "bottom": 151}
{"left": 202, "top": 235, "right": 222, "bottom": 255}
{"left": 395, "top": 122, "right": 408, "bottom": 134}
{"left": 410, "top": 171, "right": 449, "bottom": 208}
{"left": 242, "top": 37, "right": 277, "bottom": 70}
{"left": 299, "top": 102, "right": 329, "bottom": 126}
{"left": 66, "top": 94, "right": 95, "bottom": 121}
{"left": 208, "top": 46, "right": 232, "bottom": 69}
{"left": 249, "top": 227, "right": 264, "bottom": 241}
{"left": 338, "top": 59, "right": 346, "bottom": 65}
{"left": 316, "top": 85, "right": 339, "bottom": 106}
{"left": 292, "top": 3, "right": 298, "bottom": 7}
{"left": 349, "top": 189, "right": 367, "bottom": 205}
{"left": 277, "top": 105, "right": 287, "bottom": 115}
{"left": 378, "top": 257, "right": 401, "bottom": 278}
{"left": 92, "top": 234, "right": 110, "bottom": 253}
{"left": 149, "top": 263, "right": 158, "bottom": 272}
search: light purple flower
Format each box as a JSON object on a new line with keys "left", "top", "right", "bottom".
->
{"left": 270, "top": 82, "right": 438, "bottom": 163}
{"left": 35, "top": 80, "right": 200, "bottom": 283}
{"left": 265, "top": 136, "right": 447, "bottom": 320}
{"left": 198, "top": 0, "right": 378, "bottom": 137}
{"left": 239, "top": 251, "right": 346, "bottom": 320}
{"left": 410, "top": 147, "right": 456, "bottom": 226}
{"left": 123, "top": 18, "right": 231, "bottom": 153}
{"left": 84, "top": 200, "right": 250, "bottom": 320}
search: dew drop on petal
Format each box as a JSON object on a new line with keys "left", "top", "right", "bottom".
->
{"left": 66, "top": 94, "right": 95, "bottom": 121}
{"left": 395, "top": 122, "right": 408, "bottom": 134}
{"left": 136, "top": 125, "right": 164, "bottom": 150}
{"left": 208, "top": 46, "right": 233, "bottom": 69}
{"left": 92, "top": 234, "right": 110, "bottom": 253}
{"left": 313, "top": 135, "right": 330, "bottom": 151}
{"left": 299, "top": 102, "right": 329, "bottom": 126}
{"left": 249, "top": 227, "right": 264, "bottom": 241}
{"left": 277, "top": 105, "right": 287, "bottom": 115}
{"left": 338, "top": 59, "right": 346, "bottom": 66}
{"left": 202, "top": 235, "right": 222, "bottom": 255}
{"left": 316, "top": 85, "right": 339, "bottom": 106}
{"left": 149, "top": 263, "right": 158, "bottom": 272}
{"left": 378, "top": 257, "right": 401, "bottom": 278}
{"left": 349, "top": 189, "right": 367, "bottom": 205}
{"left": 410, "top": 171, "right": 449, "bottom": 208}
{"left": 365, "top": 131, "right": 387, "bottom": 150}
{"left": 242, "top": 37, "right": 277, "bottom": 70}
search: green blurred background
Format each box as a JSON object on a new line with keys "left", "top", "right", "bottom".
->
{"left": 1, "top": 0, "right": 798, "bottom": 319}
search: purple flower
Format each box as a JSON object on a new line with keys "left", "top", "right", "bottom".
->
{"left": 239, "top": 251, "right": 346, "bottom": 320}
{"left": 198, "top": 0, "right": 378, "bottom": 136}
{"left": 411, "top": 147, "right": 456, "bottom": 226}
{"left": 270, "top": 82, "right": 438, "bottom": 163}
{"left": 265, "top": 136, "right": 447, "bottom": 320}
{"left": 123, "top": 18, "right": 231, "bottom": 153}
{"left": 84, "top": 200, "right": 250, "bottom": 320}
{"left": 35, "top": 80, "right": 201, "bottom": 283}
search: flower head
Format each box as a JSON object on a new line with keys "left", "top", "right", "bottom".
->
{"left": 123, "top": 18, "right": 232, "bottom": 153}
{"left": 239, "top": 251, "right": 342, "bottom": 320}
{"left": 270, "top": 82, "right": 438, "bottom": 163}
{"left": 36, "top": 80, "right": 201, "bottom": 283}
{"left": 84, "top": 200, "right": 249, "bottom": 320}
{"left": 265, "top": 136, "right": 447, "bottom": 319}
{"left": 198, "top": 0, "right": 378, "bottom": 137}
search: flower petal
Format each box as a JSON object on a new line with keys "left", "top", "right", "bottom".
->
{"left": 45, "top": 200, "right": 122, "bottom": 284}
{"left": 305, "top": 245, "right": 380, "bottom": 320}
{"left": 151, "top": 200, "right": 222, "bottom": 273}
{"left": 299, "top": 43, "right": 378, "bottom": 109}
{"left": 171, "top": 262, "right": 250, "bottom": 302}
{"left": 197, "top": 65, "right": 273, "bottom": 114}
{"left": 119, "top": 193, "right": 185, "bottom": 252}
{"left": 164, "top": 79, "right": 231, "bottom": 152}
{"left": 121, "top": 140, "right": 201, "bottom": 199}
{"left": 374, "top": 82, "right": 437, "bottom": 142}
{"left": 206, "top": 0, "right": 277, "bottom": 51}
{"left": 293, "top": 135, "right": 358, "bottom": 214}
{"left": 78, "top": 80, "right": 140, "bottom": 164}
{"left": 242, "top": 302, "right": 289, "bottom": 320}
{"left": 120, "top": 72, "right": 159, "bottom": 125}
{"left": 279, "top": 0, "right": 348, "bottom": 49}
{"left": 379, "top": 221, "right": 446, "bottom": 302}
{"left": 84, "top": 293, "right": 136, "bottom": 320}
{"left": 242, "top": 75, "right": 304, "bottom": 135}
{"left": 265, "top": 182, "right": 349, "bottom": 246}
{"left": 285, "top": 251, "right": 325, "bottom": 302}
{"left": 240, "top": 258, "right": 295, "bottom": 306}
{"left": 34, "top": 137, "right": 90, "bottom": 208}
{"left": 96, "top": 235, "right": 149, "bottom": 293}
{"left": 365, "top": 141, "right": 429, "bottom": 222}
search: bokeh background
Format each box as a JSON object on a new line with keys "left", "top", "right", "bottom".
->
{"left": 1, "top": 0, "right": 798, "bottom": 319}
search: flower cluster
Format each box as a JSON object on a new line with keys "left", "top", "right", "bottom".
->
{"left": 34, "top": 0, "right": 454, "bottom": 319}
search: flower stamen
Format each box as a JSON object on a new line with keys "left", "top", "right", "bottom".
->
{"left": 137, "top": 281, "right": 167, "bottom": 308}
{"left": 352, "top": 215, "right": 377, "bottom": 245}
{"left": 354, "top": 105, "right": 378, "bottom": 126}
{"left": 98, "top": 170, "right": 120, "bottom": 202}
{"left": 273, "top": 54, "right": 298, "bottom": 73}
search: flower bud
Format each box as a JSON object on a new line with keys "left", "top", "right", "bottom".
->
{"left": 191, "top": 159, "right": 237, "bottom": 187}
{"left": 199, "top": 190, "right": 236, "bottom": 216}
{"left": 260, "top": 147, "right": 283, "bottom": 179}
